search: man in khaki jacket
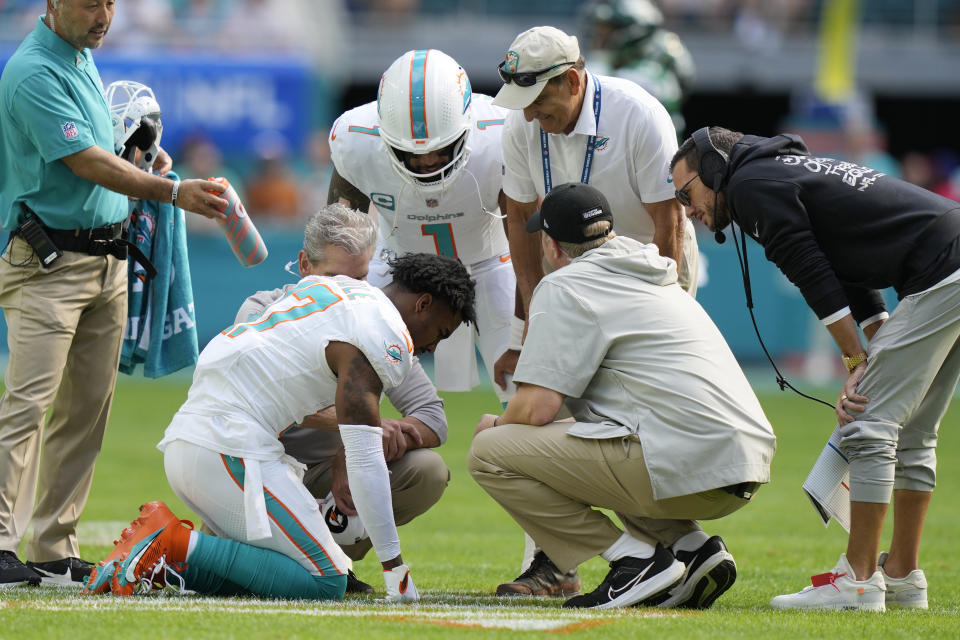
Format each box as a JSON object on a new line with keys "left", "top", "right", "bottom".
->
{"left": 468, "top": 182, "right": 775, "bottom": 610}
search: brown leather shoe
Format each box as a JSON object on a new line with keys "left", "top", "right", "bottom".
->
{"left": 496, "top": 551, "right": 580, "bottom": 596}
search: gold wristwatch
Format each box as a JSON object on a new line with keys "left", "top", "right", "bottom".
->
{"left": 842, "top": 352, "right": 868, "bottom": 373}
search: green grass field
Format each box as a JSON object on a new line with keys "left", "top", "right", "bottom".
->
{"left": 2, "top": 377, "right": 958, "bottom": 638}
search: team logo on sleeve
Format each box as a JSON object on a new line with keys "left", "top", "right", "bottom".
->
{"left": 61, "top": 122, "right": 79, "bottom": 140}
{"left": 384, "top": 341, "right": 404, "bottom": 364}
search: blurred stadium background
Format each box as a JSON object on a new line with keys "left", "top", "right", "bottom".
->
{"left": 2, "top": 0, "right": 960, "bottom": 382}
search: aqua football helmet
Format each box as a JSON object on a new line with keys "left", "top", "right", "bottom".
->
{"left": 105, "top": 80, "right": 163, "bottom": 172}
{"left": 376, "top": 49, "right": 472, "bottom": 194}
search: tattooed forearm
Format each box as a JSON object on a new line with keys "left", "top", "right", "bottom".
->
{"left": 327, "top": 168, "right": 372, "bottom": 212}
{"left": 336, "top": 348, "right": 383, "bottom": 426}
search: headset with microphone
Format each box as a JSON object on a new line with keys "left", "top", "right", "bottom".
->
{"left": 688, "top": 127, "right": 832, "bottom": 410}
{"left": 692, "top": 127, "right": 729, "bottom": 245}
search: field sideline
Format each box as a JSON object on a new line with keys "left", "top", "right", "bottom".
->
{"left": 1, "top": 378, "right": 958, "bottom": 638}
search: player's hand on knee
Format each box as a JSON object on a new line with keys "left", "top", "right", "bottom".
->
{"left": 397, "top": 420, "right": 423, "bottom": 450}
{"left": 475, "top": 413, "right": 500, "bottom": 436}
{"left": 380, "top": 418, "right": 410, "bottom": 461}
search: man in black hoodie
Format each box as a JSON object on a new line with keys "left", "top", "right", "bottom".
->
{"left": 670, "top": 126, "right": 960, "bottom": 611}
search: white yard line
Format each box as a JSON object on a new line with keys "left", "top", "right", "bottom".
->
{"left": 2, "top": 594, "right": 675, "bottom": 632}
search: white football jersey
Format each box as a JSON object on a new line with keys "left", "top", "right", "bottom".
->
{"left": 329, "top": 95, "right": 510, "bottom": 266}
{"left": 160, "top": 276, "right": 413, "bottom": 460}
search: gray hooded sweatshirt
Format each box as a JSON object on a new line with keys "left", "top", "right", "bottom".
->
{"left": 513, "top": 235, "right": 776, "bottom": 499}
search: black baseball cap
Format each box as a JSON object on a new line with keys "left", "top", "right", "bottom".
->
{"left": 526, "top": 182, "right": 614, "bottom": 243}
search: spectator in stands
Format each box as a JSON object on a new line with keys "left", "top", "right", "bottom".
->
{"left": 299, "top": 129, "right": 334, "bottom": 219}
{"left": 218, "top": 0, "right": 301, "bottom": 52}
{"left": 102, "top": 0, "right": 174, "bottom": 52}
{"left": 244, "top": 130, "right": 301, "bottom": 225}
{"left": 176, "top": 134, "right": 245, "bottom": 233}
{"left": 900, "top": 150, "right": 958, "bottom": 201}
{"left": 839, "top": 119, "right": 901, "bottom": 180}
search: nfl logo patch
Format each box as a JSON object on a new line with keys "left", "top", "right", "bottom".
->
{"left": 61, "top": 122, "right": 78, "bottom": 140}
{"left": 425, "top": 199, "right": 438, "bottom": 208}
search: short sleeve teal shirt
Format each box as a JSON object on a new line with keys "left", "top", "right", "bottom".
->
{"left": 0, "top": 16, "right": 126, "bottom": 231}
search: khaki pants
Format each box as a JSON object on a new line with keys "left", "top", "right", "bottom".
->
{"left": 302, "top": 448, "right": 449, "bottom": 561}
{"left": 841, "top": 274, "right": 960, "bottom": 502}
{"left": 468, "top": 422, "right": 750, "bottom": 573}
{"left": 0, "top": 236, "right": 126, "bottom": 560}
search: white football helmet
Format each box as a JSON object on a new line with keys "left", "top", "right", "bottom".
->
{"left": 104, "top": 80, "right": 163, "bottom": 172}
{"left": 377, "top": 49, "right": 473, "bottom": 194}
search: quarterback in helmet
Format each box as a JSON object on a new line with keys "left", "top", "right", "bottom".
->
{"left": 328, "top": 49, "right": 519, "bottom": 405}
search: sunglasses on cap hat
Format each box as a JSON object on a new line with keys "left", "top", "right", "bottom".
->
{"left": 497, "top": 60, "right": 576, "bottom": 87}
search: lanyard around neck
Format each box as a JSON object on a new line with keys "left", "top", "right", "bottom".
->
{"left": 540, "top": 77, "right": 602, "bottom": 194}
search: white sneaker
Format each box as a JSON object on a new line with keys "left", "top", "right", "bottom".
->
{"left": 879, "top": 552, "right": 928, "bottom": 609}
{"left": 770, "top": 553, "right": 885, "bottom": 611}
{"left": 383, "top": 564, "right": 419, "bottom": 603}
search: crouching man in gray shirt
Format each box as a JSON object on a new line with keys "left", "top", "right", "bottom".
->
{"left": 468, "top": 182, "right": 775, "bottom": 610}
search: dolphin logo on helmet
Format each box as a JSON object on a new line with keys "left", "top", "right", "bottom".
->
{"left": 376, "top": 49, "right": 473, "bottom": 195}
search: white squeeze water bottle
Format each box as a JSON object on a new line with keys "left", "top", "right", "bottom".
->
{"left": 207, "top": 177, "right": 268, "bottom": 267}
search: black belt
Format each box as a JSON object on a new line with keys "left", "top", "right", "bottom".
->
{"left": 43, "top": 222, "right": 125, "bottom": 245}
{"left": 13, "top": 219, "right": 157, "bottom": 279}
{"left": 721, "top": 482, "right": 760, "bottom": 500}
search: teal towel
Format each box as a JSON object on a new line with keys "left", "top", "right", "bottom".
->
{"left": 120, "top": 171, "right": 199, "bottom": 377}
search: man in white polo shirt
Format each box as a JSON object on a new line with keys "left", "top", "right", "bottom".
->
{"left": 493, "top": 25, "right": 698, "bottom": 309}
{"left": 489, "top": 24, "right": 699, "bottom": 597}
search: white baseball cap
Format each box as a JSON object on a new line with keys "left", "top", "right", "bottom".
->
{"left": 493, "top": 26, "right": 580, "bottom": 110}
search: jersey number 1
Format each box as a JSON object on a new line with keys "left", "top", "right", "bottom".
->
{"left": 421, "top": 223, "right": 458, "bottom": 258}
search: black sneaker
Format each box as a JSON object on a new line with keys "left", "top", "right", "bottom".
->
{"left": 496, "top": 550, "right": 580, "bottom": 596}
{"left": 25, "top": 557, "right": 94, "bottom": 588}
{"left": 346, "top": 569, "right": 374, "bottom": 594}
{"left": 0, "top": 550, "right": 41, "bottom": 588}
{"left": 563, "top": 544, "right": 684, "bottom": 609}
{"left": 655, "top": 536, "right": 737, "bottom": 609}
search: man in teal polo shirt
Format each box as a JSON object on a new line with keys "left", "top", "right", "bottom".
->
{"left": 0, "top": 0, "right": 227, "bottom": 589}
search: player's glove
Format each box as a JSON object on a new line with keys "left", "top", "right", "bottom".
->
{"left": 383, "top": 563, "right": 419, "bottom": 603}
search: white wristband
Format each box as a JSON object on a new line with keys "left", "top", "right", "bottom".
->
{"left": 170, "top": 180, "right": 180, "bottom": 207}
{"left": 508, "top": 315, "right": 524, "bottom": 351}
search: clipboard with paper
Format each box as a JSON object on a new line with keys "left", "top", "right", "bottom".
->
{"left": 802, "top": 425, "right": 851, "bottom": 532}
